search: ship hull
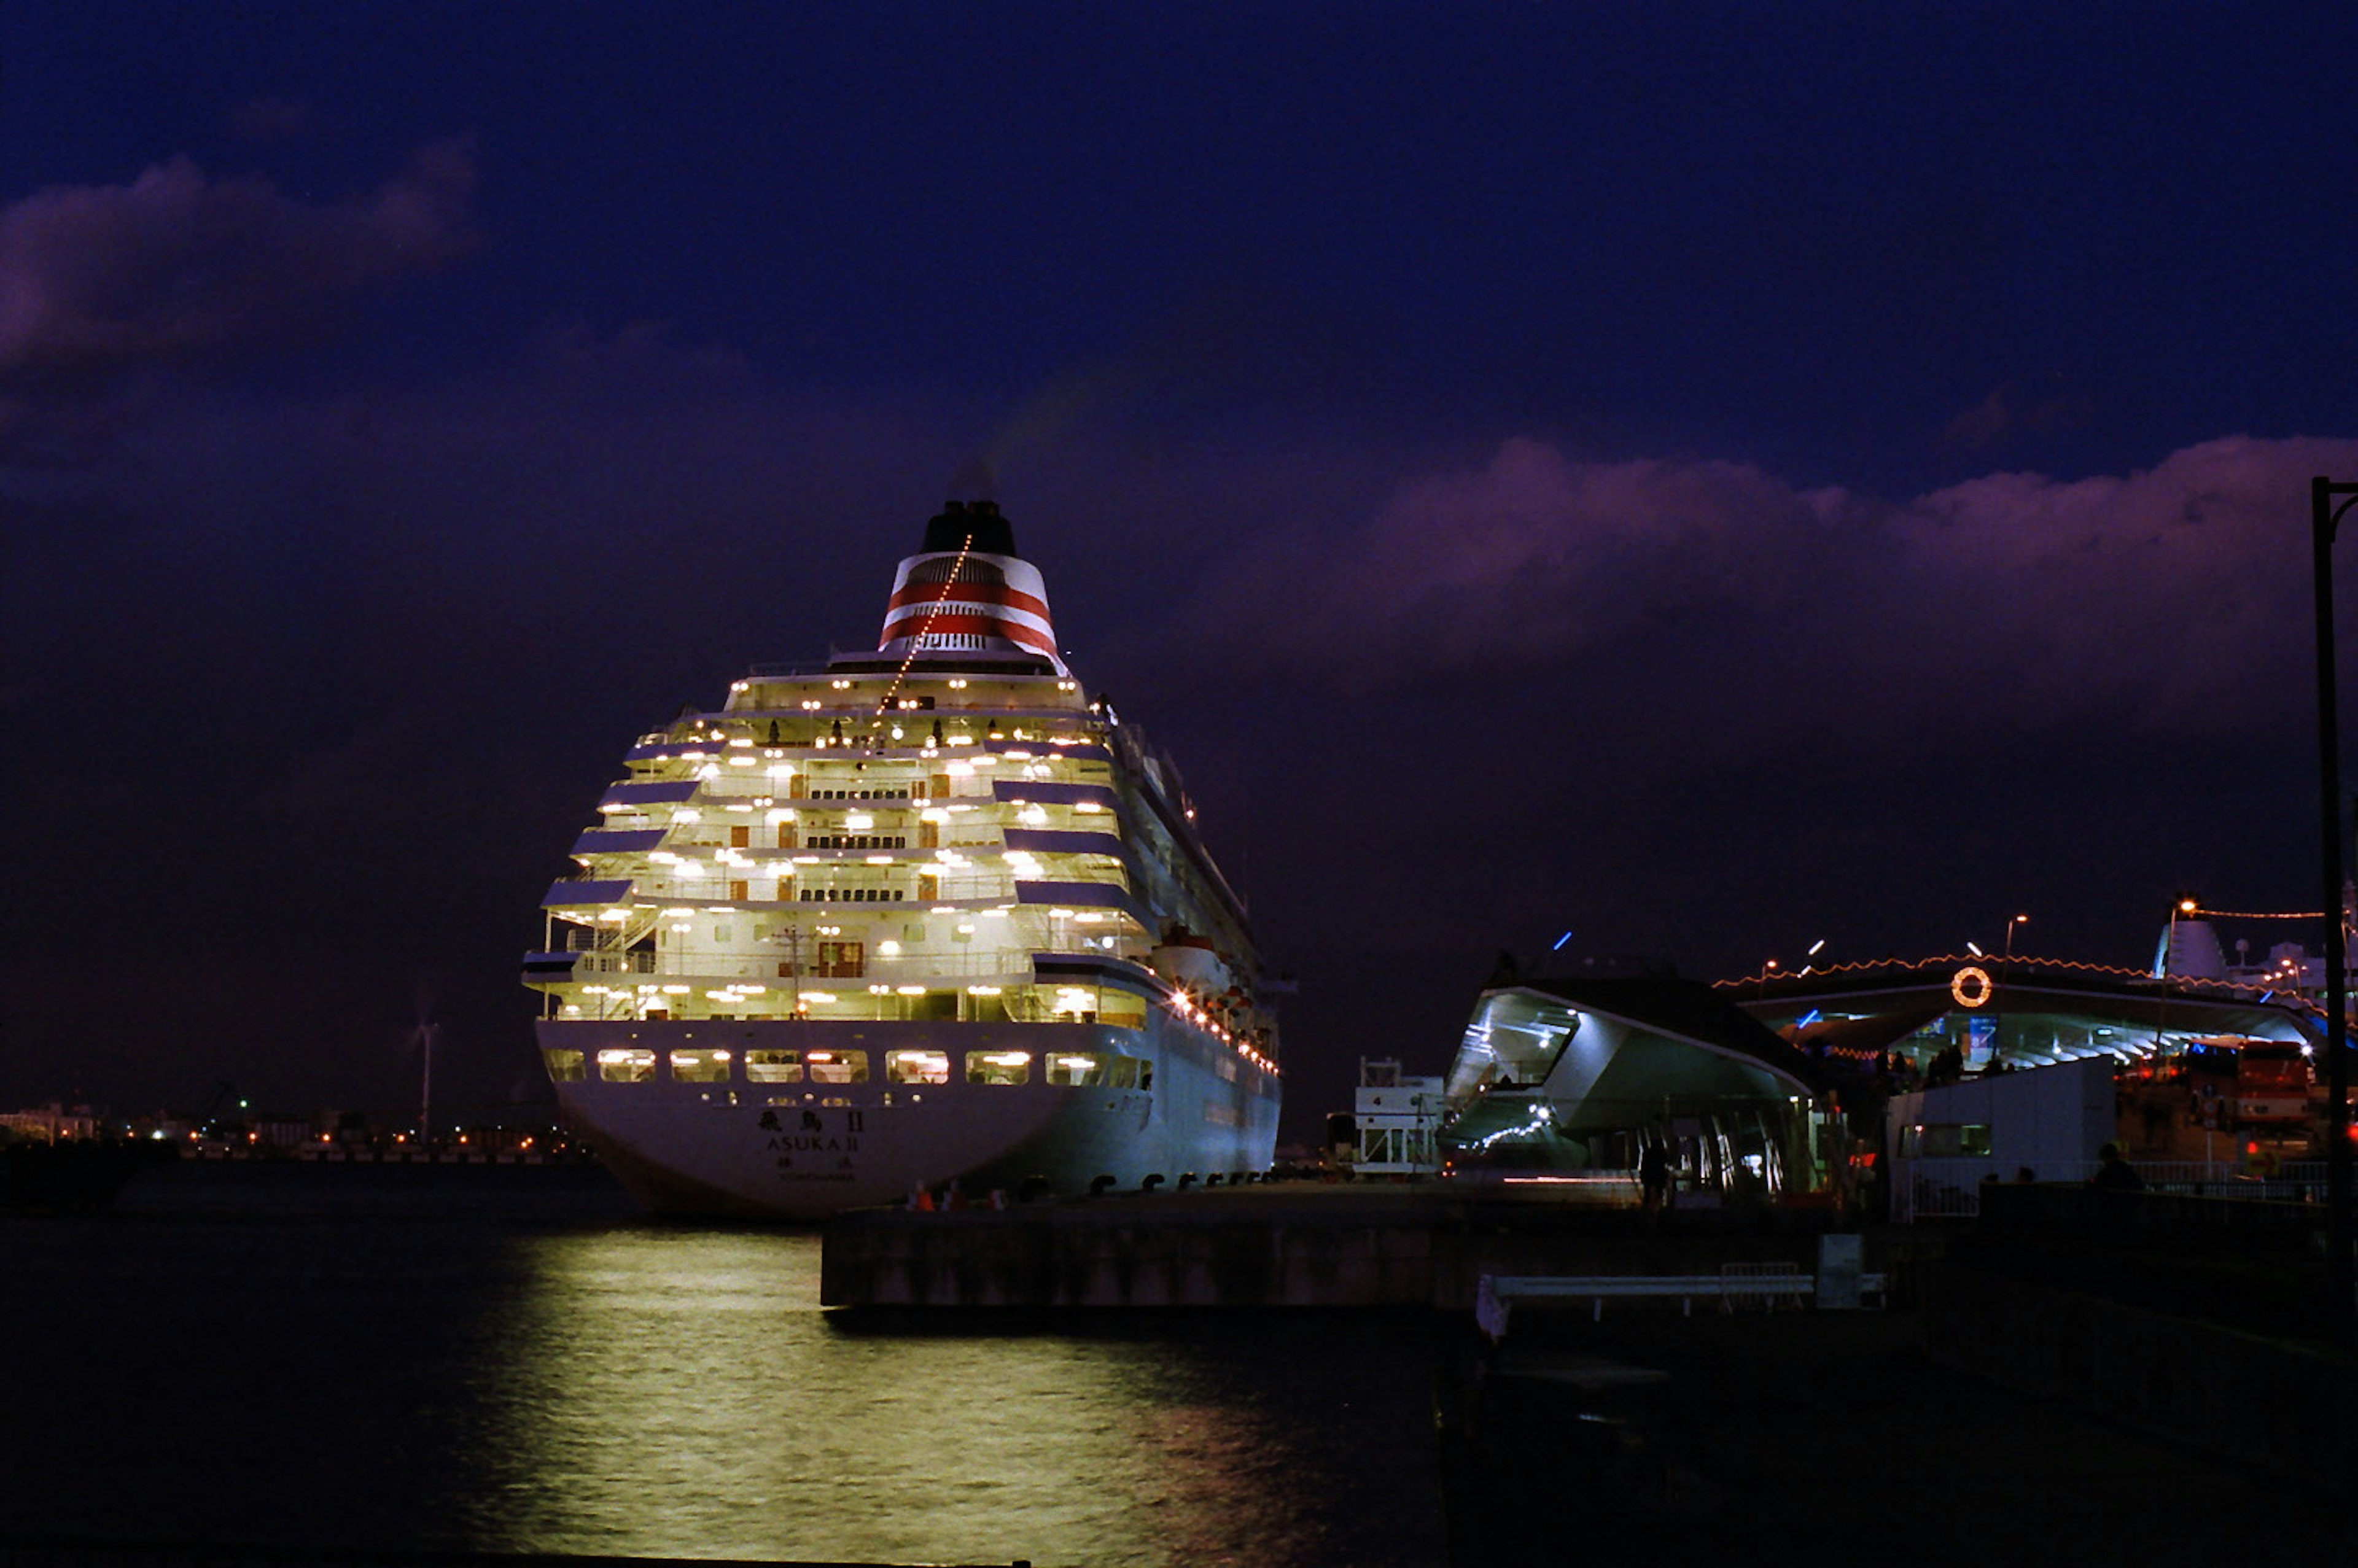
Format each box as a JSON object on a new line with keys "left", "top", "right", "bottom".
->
{"left": 541, "top": 1014, "right": 1280, "bottom": 1219}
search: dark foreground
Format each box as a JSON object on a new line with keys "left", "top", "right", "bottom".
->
{"left": 1441, "top": 1303, "right": 2348, "bottom": 1567}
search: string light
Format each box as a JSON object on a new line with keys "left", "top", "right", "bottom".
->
{"left": 875, "top": 533, "right": 975, "bottom": 720}
{"left": 1714, "top": 951, "right": 2316, "bottom": 999}
{"left": 2179, "top": 904, "right": 2327, "bottom": 920}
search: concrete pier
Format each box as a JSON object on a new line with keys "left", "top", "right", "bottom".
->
{"left": 819, "top": 1184, "right": 1888, "bottom": 1310}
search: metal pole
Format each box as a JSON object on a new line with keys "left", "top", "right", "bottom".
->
{"left": 2311, "top": 476, "right": 2358, "bottom": 1322}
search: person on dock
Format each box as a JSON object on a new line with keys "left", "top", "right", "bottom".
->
{"left": 1638, "top": 1133, "right": 1670, "bottom": 1214}
{"left": 2088, "top": 1142, "right": 2144, "bottom": 1191}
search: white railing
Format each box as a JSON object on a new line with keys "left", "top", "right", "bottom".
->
{"left": 1893, "top": 1159, "right": 2330, "bottom": 1220}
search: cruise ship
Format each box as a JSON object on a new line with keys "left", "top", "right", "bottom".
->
{"left": 524, "top": 497, "right": 1282, "bottom": 1217}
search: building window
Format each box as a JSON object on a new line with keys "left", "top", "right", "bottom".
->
{"left": 1904, "top": 1123, "right": 1993, "bottom": 1158}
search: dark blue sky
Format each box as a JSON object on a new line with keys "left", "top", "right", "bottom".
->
{"left": 9, "top": 2, "right": 2358, "bottom": 1133}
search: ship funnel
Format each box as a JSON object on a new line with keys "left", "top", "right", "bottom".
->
{"left": 877, "top": 500, "right": 1065, "bottom": 673}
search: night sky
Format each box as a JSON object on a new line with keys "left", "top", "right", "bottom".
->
{"left": 10, "top": 2, "right": 2358, "bottom": 1138}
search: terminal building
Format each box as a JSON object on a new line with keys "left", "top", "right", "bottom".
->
{"left": 1434, "top": 972, "right": 1834, "bottom": 1201}
{"left": 1430, "top": 923, "right": 2327, "bottom": 1208}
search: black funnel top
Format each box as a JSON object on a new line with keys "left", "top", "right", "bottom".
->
{"left": 922, "top": 499, "right": 1018, "bottom": 556}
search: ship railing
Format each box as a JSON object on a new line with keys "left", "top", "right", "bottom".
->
{"left": 567, "top": 949, "right": 661, "bottom": 976}
{"left": 561, "top": 933, "right": 1141, "bottom": 985}
{"left": 564, "top": 991, "right": 1068, "bottom": 1025}
{"left": 1013, "top": 868, "right": 1130, "bottom": 888}
{"left": 912, "top": 874, "right": 1017, "bottom": 901}
{"left": 863, "top": 950, "right": 1051, "bottom": 982}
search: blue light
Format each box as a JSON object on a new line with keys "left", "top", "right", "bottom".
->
{"left": 1551, "top": 929, "right": 1573, "bottom": 952}
{"left": 1797, "top": 1009, "right": 1822, "bottom": 1028}
{"left": 2259, "top": 990, "right": 2275, "bottom": 1004}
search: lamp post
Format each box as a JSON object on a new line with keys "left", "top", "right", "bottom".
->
{"left": 1996, "top": 914, "right": 2027, "bottom": 1068}
{"left": 2311, "top": 475, "right": 2358, "bottom": 1322}
{"left": 2154, "top": 898, "right": 2198, "bottom": 1060}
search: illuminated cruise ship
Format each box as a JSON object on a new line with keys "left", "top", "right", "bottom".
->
{"left": 524, "top": 497, "right": 1282, "bottom": 1217}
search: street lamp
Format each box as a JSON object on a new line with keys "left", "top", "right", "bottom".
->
{"left": 2154, "top": 898, "right": 2199, "bottom": 1060}
{"left": 1995, "top": 914, "right": 2028, "bottom": 1069}
{"left": 2310, "top": 475, "right": 2358, "bottom": 1322}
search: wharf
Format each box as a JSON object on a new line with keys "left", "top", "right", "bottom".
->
{"left": 818, "top": 1181, "right": 1901, "bottom": 1310}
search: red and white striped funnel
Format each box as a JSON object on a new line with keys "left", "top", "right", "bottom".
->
{"left": 876, "top": 499, "right": 1065, "bottom": 674}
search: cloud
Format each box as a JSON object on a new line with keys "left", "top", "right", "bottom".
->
{"left": 0, "top": 140, "right": 477, "bottom": 379}
{"left": 1196, "top": 433, "right": 2358, "bottom": 745}
{"left": 1940, "top": 373, "right": 2088, "bottom": 451}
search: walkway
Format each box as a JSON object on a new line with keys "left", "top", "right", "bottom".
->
{"left": 1441, "top": 1306, "right": 2346, "bottom": 1564}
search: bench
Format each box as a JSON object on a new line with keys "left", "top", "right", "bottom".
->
{"left": 1476, "top": 1265, "right": 1888, "bottom": 1340}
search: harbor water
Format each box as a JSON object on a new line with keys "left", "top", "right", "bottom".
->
{"left": 1, "top": 1161, "right": 1447, "bottom": 1567}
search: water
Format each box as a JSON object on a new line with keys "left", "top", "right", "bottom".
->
{"left": 1, "top": 1162, "right": 1447, "bottom": 1567}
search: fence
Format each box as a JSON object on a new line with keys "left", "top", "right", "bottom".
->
{"left": 1894, "top": 1158, "right": 2330, "bottom": 1221}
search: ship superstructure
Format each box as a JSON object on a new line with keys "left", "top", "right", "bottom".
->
{"left": 524, "top": 499, "right": 1282, "bottom": 1216}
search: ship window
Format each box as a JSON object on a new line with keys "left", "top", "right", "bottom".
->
{"left": 1047, "top": 1052, "right": 1104, "bottom": 1087}
{"left": 1103, "top": 1055, "right": 1140, "bottom": 1089}
{"left": 807, "top": 1050, "right": 870, "bottom": 1085}
{"left": 670, "top": 1049, "right": 732, "bottom": 1083}
{"left": 597, "top": 1048, "right": 657, "bottom": 1083}
{"left": 1097, "top": 995, "right": 1147, "bottom": 1028}
{"left": 967, "top": 1050, "right": 1032, "bottom": 1086}
{"left": 886, "top": 1049, "right": 951, "bottom": 1084}
{"left": 745, "top": 1049, "right": 803, "bottom": 1084}
{"left": 543, "top": 1048, "right": 585, "bottom": 1082}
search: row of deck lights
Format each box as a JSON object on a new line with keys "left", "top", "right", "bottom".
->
{"left": 570, "top": 964, "right": 1275, "bottom": 1072}
{"left": 1164, "top": 988, "right": 1278, "bottom": 1074}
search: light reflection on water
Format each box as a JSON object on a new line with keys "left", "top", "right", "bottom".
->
{"left": 459, "top": 1228, "right": 1439, "bottom": 1566}
{"left": 4, "top": 1165, "right": 1443, "bottom": 1568}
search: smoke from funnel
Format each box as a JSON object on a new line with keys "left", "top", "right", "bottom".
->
{"left": 947, "top": 456, "right": 997, "bottom": 502}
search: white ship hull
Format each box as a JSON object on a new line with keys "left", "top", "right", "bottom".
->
{"left": 543, "top": 1014, "right": 1280, "bottom": 1219}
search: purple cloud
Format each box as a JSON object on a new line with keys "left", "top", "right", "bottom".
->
{"left": 1193, "top": 433, "right": 2358, "bottom": 745}
{"left": 0, "top": 140, "right": 477, "bottom": 378}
